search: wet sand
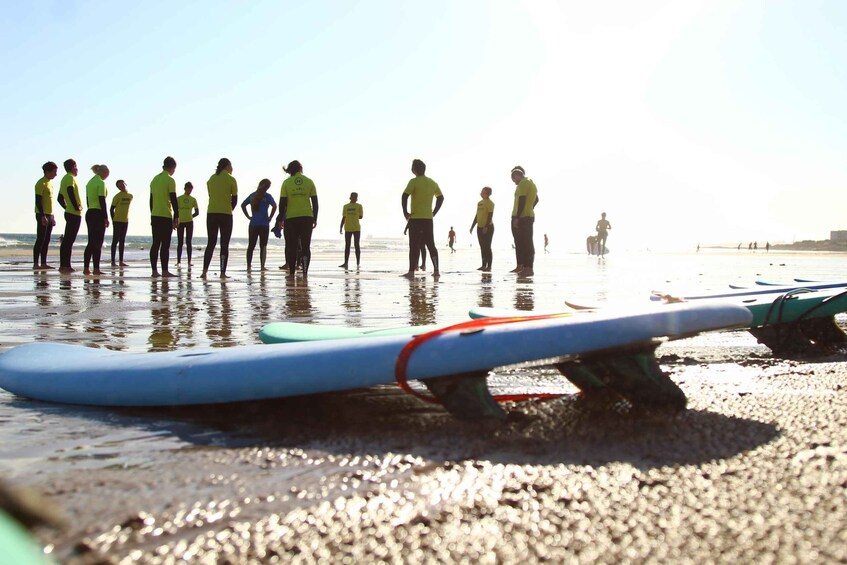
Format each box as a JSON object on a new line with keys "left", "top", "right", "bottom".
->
{"left": 1, "top": 246, "right": 846, "bottom": 563}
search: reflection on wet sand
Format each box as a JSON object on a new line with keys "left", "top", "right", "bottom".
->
{"left": 342, "top": 276, "right": 362, "bottom": 327}
{"left": 173, "top": 277, "right": 198, "bottom": 347}
{"left": 477, "top": 275, "right": 494, "bottom": 309}
{"left": 283, "top": 277, "right": 314, "bottom": 321}
{"left": 205, "top": 280, "right": 235, "bottom": 348}
{"left": 83, "top": 278, "right": 106, "bottom": 339}
{"left": 149, "top": 279, "right": 175, "bottom": 352}
{"left": 408, "top": 279, "right": 438, "bottom": 325}
{"left": 247, "top": 272, "right": 274, "bottom": 328}
{"left": 515, "top": 280, "right": 535, "bottom": 311}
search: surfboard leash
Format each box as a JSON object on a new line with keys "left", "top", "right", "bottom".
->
{"left": 394, "top": 314, "right": 572, "bottom": 405}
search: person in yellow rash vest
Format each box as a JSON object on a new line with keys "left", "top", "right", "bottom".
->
{"left": 109, "top": 180, "right": 133, "bottom": 267}
{"left": 83, "top": 164, "right": 110, "bottom": 275}
{"left": 33, "top": 161, "right": 58, "bottom": 270}
{"left": 149, "top": 156, "right": 179, "bottom": 277}
{"left": 338, "top": 192, "right": 363, "bottom": 269}
{"left": 57, "top": 159, "right": 82, "bottom": 272}
{"left": 176, "top": 182, "right": 199, "bottom": 266}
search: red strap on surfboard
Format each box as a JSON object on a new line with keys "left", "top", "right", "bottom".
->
{"left": 394, "top": 313, "right": 572, "bottom": 404}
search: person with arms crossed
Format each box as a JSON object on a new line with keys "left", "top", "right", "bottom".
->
{"left": 276, "top": 160, "right": 318, "bottom": 278}
{"left": 469, "top": 186, "right": 494, "bottom": 272}
{"left": 149, "top": 157, "right": 179, "bottom": 277}
{"left": 176, "top": 182, "right": 199, "bottom": 266}
{"left": 109, "top": 179, "right": 133, "bottom": 267}
{"left": 33, "top": 161, "right": 58, "bottom": 270}
{"left": 202, "top": 158, "right": 238, "bottom": 279}
{"left": 57, "top": 159, "right": 83, "bottom": 273}
{"left": 339, "top": 192, "right": 363, "bottom": 270}
{"left": 509, "top": 165, "right": 538, "bottom": 276}
{"left": 401, "top": 159, "right": 443, "bottom": 279}
{"left": 83, "top": 164, "right": 110, "bottom": 276}
{"left": 241, "top": 179, "right": 277, "bottom": 272}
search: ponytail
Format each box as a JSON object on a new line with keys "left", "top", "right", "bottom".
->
{"left": 283, "top": 160, "right": 302, "bottom": 176}
{"left": 251, "top": 179, "right": 271, "bottom": 211}
{"left": 215, "top": 158, "right": 231, "bottom": 175}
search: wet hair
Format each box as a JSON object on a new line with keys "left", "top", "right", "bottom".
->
{"left": 511, "top": 165, "right": 525, "bottom": 175}
{"left": 283, "top": 160, "right": 303, "bottom": 175}
{"left": 42, "top": 161, "right": 58, "bottom": 174}
{"left": 215, "top": 158, "right": 231, "bottom": 175}
{"left": 163, "top": 156, "right": 176, "bottom": 170}
{"left": 412, "top": 159, "right": 426, "bottom": 175}
{"left": 184, "top": 182, "right": 193, "bottom": 190}
{"left": 91, "top": 164, "right": 108, "bottom": 176}
{"left": 251, "top": 179, "right": 272, "bottom": 210}
{"left": 63, "top": 159, "right": 76, "bottom": 172}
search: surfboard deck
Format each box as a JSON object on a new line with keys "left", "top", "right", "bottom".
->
{"left": 653, "top": 280, "right": 847, "bottom": 301}
{"left": 559, "top": 288, "right": 847, "bottom": 357}
{"left": 0, "top": 302, "right": 752, "bottom": 420}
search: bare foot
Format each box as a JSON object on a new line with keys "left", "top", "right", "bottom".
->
{"left": 339, "top": 263, "right": 348, "bottom": 269}
{"left": 93, "top": 270, "right": 105, "bottom": 276}
{"left": 200, "top": 271, "right": 208, "bottom": 279}
{"left": 40, "top": 264, "right": 54, "bottom": 270}
{"left": 58, "top": 267, "right": 75, "bottom": 273}
{"left": 162, "top": 271, "right": 176, "bottom": 278}
{"left": 83, "top": 269, "right": 91, "bottom": 275}
{"left": 432, "top": 271, "right": 440, "bottom": 279}
{"left": 120, "top": 262, "right": 129, "bottom": 267}
{"left": 401, "top": 272, "right": 416, "bottom": 280}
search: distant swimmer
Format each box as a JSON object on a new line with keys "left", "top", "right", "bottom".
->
{"left": 57, "top": 159, "right": 82, "bottom": 273}
{"left": 277, "top": 160, "right": 318, "bottom": 278}
{"left": 33, "top": 161, "right": 58, "bottom": 270}
{"left": 149, "top": 156, "right": 179, "bottom": 277}
{"left": 110, "top": 179, "right": 133, "bottom": 267}
{"left": 339, "top": 192, "right": 363, "bottom": 270}
{"left": 510, "top": 165, "right": 538, "bottom": 276}
{"left": 469, "top": 186, "right": 494, "bottom": 271}
{"left": 241, "top": 178, "right": 277, "bottom": 272}
{"left": 176, "top": 182, "right": 199, "bottom": 266}
{"left": 595, "top": 212, "right": 611, "bottom": 257}
{"left": 202, "top": 158, "right": 238, "bottom": 279}
{"left": 544, "top": 233, "right": 549, "bottom": 254}
{"left": 448, "top": 227, "right": 456, "bottom": 253}
{"left": 83, "top": 164, "right": 110, "bottom": 276}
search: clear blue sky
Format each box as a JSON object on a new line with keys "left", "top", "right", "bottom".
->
{"left": 3, "top": 0, "right": 846, "bottom": 250}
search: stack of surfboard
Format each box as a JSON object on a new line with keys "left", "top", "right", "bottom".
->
{"left": 0, "top": 302, "right": 752, "bottom": 420}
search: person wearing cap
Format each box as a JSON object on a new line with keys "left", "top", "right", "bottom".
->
{"left": 510, "top": 165, "right": 538, "bottom": 276}
{"left": 401, "top": 158, "right": 443, "bottom": 279}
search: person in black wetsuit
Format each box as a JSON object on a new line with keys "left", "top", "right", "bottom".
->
{"left": 33, "top": 161, "right": 58, "bottom": 270}
{"left": 57, "top": 159, "right": 82, "bottom": 273}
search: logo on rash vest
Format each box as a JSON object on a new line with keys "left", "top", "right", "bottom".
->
{"left": 295, "top": 177, "right": 304, "bottom": 186}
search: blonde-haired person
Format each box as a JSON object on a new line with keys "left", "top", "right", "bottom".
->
{"left": 33, "top": 161, "right": 58, "bottom": 270}
{"left": 83, "top": 164, "right": 110, "bottom": 275}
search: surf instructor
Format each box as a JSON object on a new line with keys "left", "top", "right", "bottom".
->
{"left": 401, "top": 159, "right": 443, "bottom": 279}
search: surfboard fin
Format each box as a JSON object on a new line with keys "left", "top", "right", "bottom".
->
{"left": 556, "top": 343, "right": 687, "bottom": 413}
{"left": 423, "top": 371, "right": 507, "bottom": 421}
{"left": 750, "top": 316, "right": 847, "bottom": 357}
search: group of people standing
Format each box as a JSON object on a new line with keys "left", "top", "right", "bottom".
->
{"left": 32, "top": 157, "right": 540, "bottom": 279}
{"left": 32, "top": 157, "right": 320, "bottom": 279}
{"left": 399, "top": 160, "right": 538, "bottom": 278}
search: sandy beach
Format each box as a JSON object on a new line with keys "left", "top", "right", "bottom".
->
{"left": 1, "top": 243, "right": 846, "bottom": 563}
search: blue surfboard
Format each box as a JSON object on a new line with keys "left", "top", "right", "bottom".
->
{"left": 0, "top": 302, "right": 751, "bottom": 419}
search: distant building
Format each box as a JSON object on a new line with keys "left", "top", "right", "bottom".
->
{"left": 831, "top": 231, "right": 847, "bottom": 242}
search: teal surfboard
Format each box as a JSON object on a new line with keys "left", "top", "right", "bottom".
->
{"left": 259, "top": 322, "right": 442, "bottom": 344}
{"left": 0, "top": 302, "right": 751, "bottom": 419}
